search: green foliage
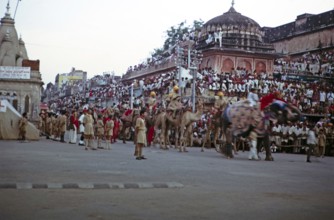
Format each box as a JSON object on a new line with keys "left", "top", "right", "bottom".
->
{"left": 150, "top": 19, "right": 204, "bottom": 59}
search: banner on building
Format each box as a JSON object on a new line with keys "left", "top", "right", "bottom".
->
{"left": 0, "top": 66, "right": 31, "bottom": 79}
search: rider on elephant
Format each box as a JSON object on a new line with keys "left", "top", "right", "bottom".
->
{"left": 260, "top": 91, "right": 298, "bottom": 122}
{"left": 147, "top": 91, "right": 157, "bottom": 115}
{"left": 167, "top": 85, "right": 183, "bottom": 117}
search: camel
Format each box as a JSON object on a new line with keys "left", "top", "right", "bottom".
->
{"left": 119, "top": 109, "right": 139, "bottom": 144}
{"left": 161, "top": 98, "right": 203, "bottom": 152}
{"left": 222, "top": 100, "right": 301, "bottom": 161}
{"left": 152, "top": 110, "right": 172, "bottom": 149}
{"left": 178, "top": 98, "right": 204, "bottom": 152}
{"left": 201, "top": 96, "right": 234, "bottom": 152}
{"left": 201, "top": 111, "right": 223, "bottom": 152}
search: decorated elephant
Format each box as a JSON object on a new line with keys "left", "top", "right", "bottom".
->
{"left": 222, "top": 99, "right": 301, "bottom": 161}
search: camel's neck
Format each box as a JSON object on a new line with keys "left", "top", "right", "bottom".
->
{"left": 189, "top": 107, "right": 203, "bottom": 122}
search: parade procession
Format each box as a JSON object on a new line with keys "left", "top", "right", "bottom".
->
{"left": 1, "top": 1, "right": 334, "bottom": 163}
{"left": 1, "top": 0, "right": 334, "bottom": 219}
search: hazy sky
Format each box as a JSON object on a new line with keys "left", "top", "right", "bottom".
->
{"left": 1, "top": 0, "right": 333, "bottom": 84}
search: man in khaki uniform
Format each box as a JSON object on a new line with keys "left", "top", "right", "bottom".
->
{"left": 58, "top": 110, "right": 67, "bottom": 143}
{"left": 83, "top": 109, "right": 96, "bottom": 150}
{"left": 147, "top": 91, "right": 157, "bottom": 115}
{"left": 45, "top": 112, "right": 53, "bottom": 139}
{"left": 37, "top": 112, "right": 45, "bottom": 136}
{"left": 96, "top": 115, "right": 105, "bottom": 149}
{"left": 167, "top": 85, "right": 183, "bottom": 117}
{"left": 18, "top": 112, "right": 28, "bottom": 142}
{"left": 51, "top": 114, "right": 58, "bottom": 140}
{"left": 105, "top": 115, "right": 114, "bottom": 150}
{"left": 134, "top": 109, "right": 147, "bottom": 160}
{"left": 214, "top": 91, "right": 228, "bottom": 112}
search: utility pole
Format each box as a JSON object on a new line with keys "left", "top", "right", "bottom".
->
{"left": 130, "top": 83, "right": 134, "bottom": 109}
{"left": 13, "top": 0, "right": 21, "bottom": 20}
{"left": 176, "top": 43, "right": 185, "bottom": 96}
{"left": 187, "top": 40, "right": 202, "bottom": 112}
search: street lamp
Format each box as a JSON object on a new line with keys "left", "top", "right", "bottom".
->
{"left": 175, "top": 44, "right": 185, "bottom": 96}
{"left": 190, "top": 50, "right": 202, "bottom": 112}
{"left": 130, "top": 83, "right": 134, "bottom": 109}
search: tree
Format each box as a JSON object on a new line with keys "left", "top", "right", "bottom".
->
{"left": 150, "top": 19, "right": 204, "bottom": 59}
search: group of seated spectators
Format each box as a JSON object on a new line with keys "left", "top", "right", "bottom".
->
{"left": 274, "top": 49, "right": 334, "bottom": 77}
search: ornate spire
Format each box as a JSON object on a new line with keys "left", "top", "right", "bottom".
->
{"left": 1, "top": 0, "right": 14, "bottom": 24}
{"left": 5, "top": 0, "right": 10, "bottom": 16}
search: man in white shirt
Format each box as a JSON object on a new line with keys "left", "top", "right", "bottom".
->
{"left": 306, "top": 88, "right": 313, "bottom": 104}
{"left": 272, "top": 124, "right": 282, "bottom": 147}
{"left": 300, "top": 123, "right": 309, "bottom": 147}
{"left": 306, "top": 126, "right": 317, "bottom": 163}
{"left": 78, "top": 110, "right": 86, "bottom": 146}
{"left": 319, "top": 90, "right": 326, "bottom": 108}
{"left": 327, "top": 90, "right": 334, "bottom": 105}
{"left": 281, "top": 123, "right": 289, "bottom": 145}
{"left": 247, "top": 87, "right": 259, "bottom": 107}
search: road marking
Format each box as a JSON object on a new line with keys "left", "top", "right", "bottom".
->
{"left": 0, "top": 182, "right": 184, "bottom": 190}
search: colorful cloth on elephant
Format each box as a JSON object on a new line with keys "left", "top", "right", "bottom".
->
{"left": 260, "top": 93, "right": 286, "bottom": 110}
{"left": 226, "top": 100, "right": 263, "bottom": 137}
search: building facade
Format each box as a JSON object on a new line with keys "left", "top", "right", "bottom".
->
{"left": 263, "top": 10, "right": 334, "bottom": 56}
{"left": 0, "top": 3, "right": 43, "bottom": 120}
{"left": 122, "top": 3, "right": 334, "bottom": 83}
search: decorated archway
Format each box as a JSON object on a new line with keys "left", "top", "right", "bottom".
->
{"left": 222, "top": 58, "right": 234, "bottom": 73}
{"left": 255, "top": 61, "right": 266, "bottom": 73}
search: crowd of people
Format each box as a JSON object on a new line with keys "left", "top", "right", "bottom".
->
{"left": 36, "top": 47, "right": 334, "bottom": 161}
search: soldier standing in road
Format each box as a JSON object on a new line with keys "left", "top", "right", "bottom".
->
{"left": 37, "top": 112, "right": 44, "bottom": 136}
{"left": 134, "top": 109, "right": 147, "bottom": 160}
{"left": 105, "top": 115, "right": 114, "bottom": 150}
{"left": 83, "top": 109, "right": 96, "bottom": 150}
{"left": 96, "top": 114, "right": 105, "bottom": 149}
{"left": 18, "top": 112, "right": 28, "bottom": 142}
{"left": 45, "top": 112, "right": 53, "bottom": 139}
{"left": 59, "top": 110, "right": 67, "bottom": 143}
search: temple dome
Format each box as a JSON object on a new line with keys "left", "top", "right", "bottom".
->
{"left": 0, "top": 2, "right": 29, "bottom": 66}
{"left": 204, "top": 7, "right": 261, "bottom": 31}
{"left": 198, "top": 4, "right": 275, "bottom": 53}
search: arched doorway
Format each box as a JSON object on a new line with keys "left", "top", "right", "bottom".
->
{"left": 238, "top": 60, "right": 252, "bottom": 72}
{"left": 222, "top": 58, "right": 234, "bottom": 73}
{"left": 255, "top": 61, "right": 266, "bottom": 73}
{"left": 24, "top": 95, "right": 29, "bottom": 114}
{"left": 12, "top": 99, "right": 18, "bottom": 110}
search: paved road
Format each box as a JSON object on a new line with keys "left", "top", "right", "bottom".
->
{"left": 0, "top": 139, "right": 333, "bottom": 220}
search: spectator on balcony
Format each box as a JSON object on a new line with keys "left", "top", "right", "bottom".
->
{"left": 319, "top": 89, "right": 326, "bottom": 108}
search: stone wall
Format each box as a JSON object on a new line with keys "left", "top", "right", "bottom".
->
{"left": 273, "top": 28, "right": 334, "bottom": 54}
